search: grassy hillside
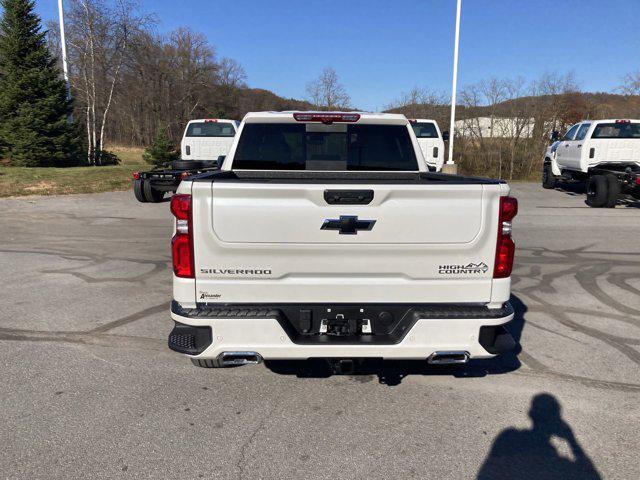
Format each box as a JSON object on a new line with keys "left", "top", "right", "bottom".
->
{"left": 0, "top": 147, "right": 146, "bottom": 197}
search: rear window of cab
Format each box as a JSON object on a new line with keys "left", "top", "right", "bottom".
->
{"left": 233, "top": 123, "right": 419, "bottom": 171}
{"left": 411, "top": 122, "right": 439, "bottom": 138}
{"left": 186, "top": 122, "right": 236, "bottom": 137}
{"left": 591, "top": 123, "right": 640, "bottom": 139}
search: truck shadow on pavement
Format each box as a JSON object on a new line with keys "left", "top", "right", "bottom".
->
{"left": 549, "top": 182, "right": 640, "bottom": 208}
{"left": 263, "top": 295, "right": 527, "bottom": 387}
{"left": 477, "top": 393, "right": 602, "bottom": 480}
{"left": 553, "top": 181, "right": 586, "bottom": 196}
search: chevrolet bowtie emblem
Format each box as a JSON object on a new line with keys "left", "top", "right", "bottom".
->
{"left": 321, "top": 215, "right": 376, "bottom": 235}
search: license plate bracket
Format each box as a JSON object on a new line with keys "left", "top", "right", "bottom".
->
{"left": 320, "top": 312, "right": 371, "bottom": 336}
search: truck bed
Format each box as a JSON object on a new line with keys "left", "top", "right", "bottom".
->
{"left": 189, "top": 169, "right": 506, "bottom": 185}
{"left": 176, "top": 172, "right": 510, "bottom": 307}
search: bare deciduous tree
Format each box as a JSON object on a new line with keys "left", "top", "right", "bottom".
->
{"left": 385, "top": 87, "right": 447, "bottom": 120}
{"left": 529, "top": 71, "right": 580, "bottom": 131}
{"left": 447, "top": 72, "right": 585, "bottom": 179}
{"left": 305, "top": 67, "right": 350, "bottom": 110}
{"left": 66, "top": 0, "right": 149, "bottom": 164}
{"left": 217, "top": 57, "right": 247, "bottom": 88}
{"left": 619, "top": 70, "right": 640, "bottom": 96}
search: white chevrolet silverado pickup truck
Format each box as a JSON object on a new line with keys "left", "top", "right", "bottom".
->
{"left": 167, "top": 111, "right": 518, "bottom": 371}
{"left": 543, "top": 119, "right": 640, "bottom": 207}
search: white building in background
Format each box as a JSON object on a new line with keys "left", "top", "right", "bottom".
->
{"left": 455, "top": 116, "right": 536, "bottom": 139}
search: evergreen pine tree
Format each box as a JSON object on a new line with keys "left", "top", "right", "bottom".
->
{"left": 0, "top": 0, "right": 79, "bottom": 166}
{"left": 143, "top": 131, "right": 178, "bottom": 166}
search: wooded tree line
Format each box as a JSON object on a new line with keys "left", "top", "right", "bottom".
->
{"left": 388, "top": 72, "right": 640, "bottom": 179}
{"left": 2, "top": 0, "right": 639, "bottom": 177}
{"left": 48, "top": 0, "right": 313, "bottom": 164}
{"left": 457, "top": 72, "right": 583, "bottom": 180}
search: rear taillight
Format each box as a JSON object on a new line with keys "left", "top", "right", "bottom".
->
{"left": 494, "top": 196, "right": 518, "bottom": 279}
{"left": 293, "top": 112, "right": 360, "bottom": 124}
{"left": 170, "top": 194, "right": 194, "bottom": 278}
{"left": 635, "top": 175, "right": 640, "bottom": 186}
{"left": 132, "top": 172, "right": 140, "bottom": 180}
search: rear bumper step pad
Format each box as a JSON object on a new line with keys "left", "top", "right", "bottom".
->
{"left": 170, "top": 301, "right": 515, "bottom": 351}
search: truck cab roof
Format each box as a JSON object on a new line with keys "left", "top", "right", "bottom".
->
{"left": 408, "top": 118, "right": 438, "bottom": 123}
{"left": 186, "top": 118, "right": 238, "bottom": 124}
{"left": 575, "top": 119, "right": 640, "bottom": 124}
{"left": 242, "top": 111, "right": 410, "bottom": 125}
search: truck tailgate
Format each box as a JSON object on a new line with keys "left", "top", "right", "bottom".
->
{"left": 191, "top": 179, "right": 504, "bottom": 304}
{"left": 590, "top": 138, "right": 640, "bottom": 163}
{"left": 211, "top": 183, "right": 481, "bottom": 244}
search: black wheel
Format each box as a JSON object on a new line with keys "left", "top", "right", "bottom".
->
{"left": 586, "top": 175, "right": 608, "bottom": 208}
{"left": 190, "top": 358, "right": 223, "bottom": 368}
{"left": 172, "top": 160, "right": 205, "bottom": 170}
{"left": 143, "top": 180, "right": 165, "bottom": 203}
{"left": 542, "top": 163, "right": 558, "bottom": 189}
{"left": 605, "top": 174, "right": 620, "bottom": 208}
{"left": 133, "top": 178, "right": 147, "bottom": 202}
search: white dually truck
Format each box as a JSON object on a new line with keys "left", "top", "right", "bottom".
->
{"left": 133, "top": 119, "right": 239, "bottom": 203}
{"left": 167, "top": 111, "right": 518, "bottom": 372}
{"left": 543, "top": 119, "right": 640, "bottom": 207}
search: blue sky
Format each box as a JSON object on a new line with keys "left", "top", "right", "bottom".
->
{"left": 37, "top": 0, "right": 640, "bottom": 110}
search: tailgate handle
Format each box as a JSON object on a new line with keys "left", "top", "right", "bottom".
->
{"left": 324, "top": 189, "right": 374, "bottom": 205}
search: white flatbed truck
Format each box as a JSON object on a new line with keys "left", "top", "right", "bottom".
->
{"left": 132, "top": 119, "right": 239, "bottom": 203}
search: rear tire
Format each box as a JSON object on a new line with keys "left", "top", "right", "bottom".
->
{"left": 143, "top": 180, "right": 165, "bottom": 203}
{"left": 190, "top": 358, "right": 223, "bottom": 368}
{"left": 586, "top": 175, "right": 608, "bottom": 208}
{"left": 605, "top": 174, "right": 621, "bottom": 208}
{"left": 133, "top": 178, "right": 147, "bottom": 202}
{"left": 542, "top": 163, "right": 558, "bottom": 189}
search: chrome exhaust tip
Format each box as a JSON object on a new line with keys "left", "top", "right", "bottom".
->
{"left": 218, "top": 351, "right": 262, "bottom": 366}
{"left": 427, "top": 351, "right": 470, "bottom": 365}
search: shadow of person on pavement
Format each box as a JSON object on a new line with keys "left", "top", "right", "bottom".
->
{"left": 477, "top": 393, "right": 601, "bottom": 480}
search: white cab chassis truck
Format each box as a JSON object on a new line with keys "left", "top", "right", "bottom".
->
{"left": 133, "top": 119, "right": 239, "bottom": 203}
{"left": 542, "top": 119, "right": 640, "bottom": 207}
{"left": 408, "top": 118, "right": 448, "bottom": 172}
{"left": 168, "top": 111, "right": 518, "bottom": 372}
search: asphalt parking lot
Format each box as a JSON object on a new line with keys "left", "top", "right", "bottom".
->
{"left": 1, "top": 183, "right": 639, "bottom": 479}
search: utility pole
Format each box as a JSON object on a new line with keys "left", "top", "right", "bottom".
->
{"left": 444, "top": 0, "right": 461, "bottom": 174}
{"left": 57, "top": 0, "right": 70, "bottom": 98}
